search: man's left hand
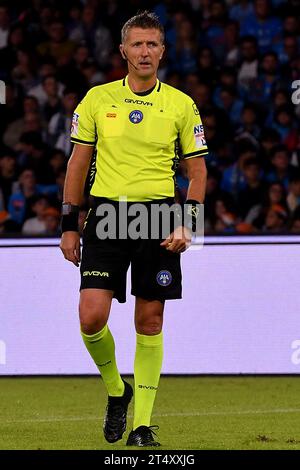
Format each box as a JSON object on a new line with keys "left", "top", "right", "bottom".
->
{"left": 160, "top": 226, "right": 192, "bottom": 253}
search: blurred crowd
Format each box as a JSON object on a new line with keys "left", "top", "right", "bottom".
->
{"left": 0, "top": 0, "right": 300, "bottom": 236}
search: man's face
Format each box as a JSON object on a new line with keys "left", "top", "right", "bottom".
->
{"left": 241, "top": 41, "right": 257, "bottom": 61}
{"left": 120, "top": 28, "right": 164, "bottom": 79}
{"left": 49, "top": 23, "right": 65, "bottom": 43}
{"left": 262, "top": 55, "right": 277, "bottom": 73}
{"left": 0, "top": 155, "right": 15, "bottom": 174}
{"left": 20, "top": 170, "right": 35, "bottom": 188}
{"left": 255, "top": 0, "right": 269, "bottom": 19}
{"left": 272, "top": 151, "right": 289, "bottom": 170}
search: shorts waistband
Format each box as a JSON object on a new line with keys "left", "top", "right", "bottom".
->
{"left": 91, "top": 197, "right": 175, "bottom": 208}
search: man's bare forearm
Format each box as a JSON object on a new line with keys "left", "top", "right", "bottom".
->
{"left": 186, "top": 157, "right": 207, "bottom": 203}
{"left": 63, "top": 144, "right": 94, "bottom": 205}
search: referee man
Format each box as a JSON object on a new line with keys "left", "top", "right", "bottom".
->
{"left": 60, "top": 11, "right": 207, "bottom": 447}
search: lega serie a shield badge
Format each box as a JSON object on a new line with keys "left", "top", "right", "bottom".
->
{"left": 156, "top": 270, "right": 172, "bottom": 286}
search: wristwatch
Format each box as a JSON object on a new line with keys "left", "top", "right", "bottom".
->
{"left": 61, "top": 203, "right": 80, "bottom": 215}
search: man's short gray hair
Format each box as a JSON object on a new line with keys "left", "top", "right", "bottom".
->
{"left": 121, "top": 11, "right": 165, "bottom": 44}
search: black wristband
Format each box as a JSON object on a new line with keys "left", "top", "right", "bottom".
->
{"left": 61, "top": 212, "right": 79, "bottom": 233}
{"left": 184, "top": 199, "right": 203, "bottom": 233}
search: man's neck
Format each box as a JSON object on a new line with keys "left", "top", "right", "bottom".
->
{"left": 128, "top": 74, "right": 157, "bottom": 93}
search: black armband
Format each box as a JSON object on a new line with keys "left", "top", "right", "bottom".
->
{"left": 61, "top": 203, "right": 79, "bottom": 233}
{"left": 184, "top": 199, "right": 203, "bottom": 233}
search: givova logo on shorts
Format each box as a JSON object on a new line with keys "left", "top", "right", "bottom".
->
{"left": 83, "top": 271, "right": 109, "bottom": 277}
{"left": 156, "top": 270, "right": 172, "bottom": 286}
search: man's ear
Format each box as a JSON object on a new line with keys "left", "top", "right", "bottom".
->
{"left": 119, "top": 44, "right": 126, "bottom": 60}
{"left": 159, "top": 45, "right": 165, "bottom": 60}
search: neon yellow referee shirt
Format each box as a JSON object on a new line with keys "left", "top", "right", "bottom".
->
{"left": 70, "top": 76, "right": 208, "bottom": 201}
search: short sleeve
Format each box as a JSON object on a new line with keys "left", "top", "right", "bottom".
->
{"left": 70, "top": 89, "right": 97, "bottom": 146}
{"left": 179, "top": 97, "right": 208, "bottom": 160}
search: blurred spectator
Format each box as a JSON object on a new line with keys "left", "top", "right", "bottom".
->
{"left": 217, "top": 85, "right": 244, "bottom": 128}
{"left": 42, "top": 207, "right": 61, "bottom": 236}
{"left": 106, "top": 51, "right": 128, "bottom": 82}
{"left": 8, "top": 168, "right": 58, "bottom": 226}
{"left": 276, "top": 33, "right": 299, "bottom": 64}
{"left": 229, "top": 0, "right": 254, "bottom": 24}
{"left": 236, "top": 103, "right": 261, "bottom": 144}
{"left": 240, "top": 0, "right": 282, "bottom": 54}
{"left": 205, "top": 0, "right": 228, "bottom": 61}
{"left": 41, "top": 75, "right": 63, "bottom": 121}
{"left": 266, "top": 145, "right": 294, "bottom": 189}
{"left": 69, "top": 5, "right": 113, "bottom": 68}
{"left": 22, "top": 195, "right": 49, "bottom": 235}
{"left": 174, "top": 19, "right": 197, "bottom": 74}
{"left": 237, "top": 158, "right": 265, "bottom": 219}
{"left": 272, "top": 105, "right": 299, "bottom": 152}
{"left": 48, "top": 89, "right": 78, "bottom": 154}
{"left": 37, "top": 20, "right": 75, "bottom": 66}
{"left": 16, "top": 132, "right": 52, "bottom": 183}
{"left": 213, "top": 194, "right": 239, "bottom": 233}
{"left": 224, "top": 20, "right": 240, "bottom": 66}
{"left": 196, "top": 47, "right": 218, "bottom": 85}
{"left": 250, "top": 181, "right": 288, "bottom": 228}
{"left": 0, "top": 24, "right": 26, "bottom": 74}
{"left": 11, "top": 48, "right": 37, "bottom": 92}
{"left": 262, "top": 204, "right": 288, "bottom": 233}
{"left": 191, "top": 82, "right": 213, "bottom": 111}
{"left": 258, "top": 127, "right": 281, "bottom": 169}
{"left": 287, "top": 171, "right": 300, "bottom": 213}
{"left": 27, "top": 65, "right": 64, "bottom": 106}
{"left": 265, "top": 88, "right": 290, "bottom": 126}
{"left": 3, "top": 109, "right": 45, "bottom": 150}
{"left": 248, "top": 52, "right": 279, "bottom": 107}
{"left": 49, "top": 150, "right": 67, "bottom": 179}
{"left": 0, "top": 0, "right": 299, "bottom": 236}
{"left": 221, "top": 142, "right": 257, "bottom": 196}
{"left": 81, "top": 58, "right": 105, "bottom": 87}
{"left": 237, "top": 35, "right": 259, "bottom": 89}
{"left": 0, "top": 151, "right": 17, "bottom": 211}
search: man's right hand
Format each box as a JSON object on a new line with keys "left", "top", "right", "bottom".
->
{"left": 60, "top": 231, "right": 81, "bottom": 267}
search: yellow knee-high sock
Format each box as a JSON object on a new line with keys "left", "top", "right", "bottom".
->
{"left": 133, "top": 332, "right": 163, "bottom": 429}
{"left": 81, "top": 325, "right": 124, "bottom": 397}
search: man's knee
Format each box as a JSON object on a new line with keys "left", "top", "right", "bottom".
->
{"left": 136, "top": 320, "right": 163, "bottom": 335}
{"left": 135, "top": 299, "right": 164, "bottom": 335}
{"left": 79, "top": 290, "right": 112, "bottom": 334}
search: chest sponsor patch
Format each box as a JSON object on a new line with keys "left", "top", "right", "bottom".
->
{"left": 194, "top": 124, "right": 206, "bottom": 148}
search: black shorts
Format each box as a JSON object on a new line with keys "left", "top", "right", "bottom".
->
{"left": 80, "top": 198, "right": 182, "bottom": 303}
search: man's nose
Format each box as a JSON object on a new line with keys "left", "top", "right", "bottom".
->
{"left": 141, "top": 43, "right": 149, "bottom": 56}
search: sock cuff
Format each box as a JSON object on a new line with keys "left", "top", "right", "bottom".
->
{"left": 136, "top": 331, "right": 163, "bottom": 347}
{"left": 81, "top": 325, "right": 108, "bottom": 343}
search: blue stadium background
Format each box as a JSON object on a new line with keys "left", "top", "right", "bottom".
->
{"left": 0, "top": 0, "right": 300, "bottom": 236}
